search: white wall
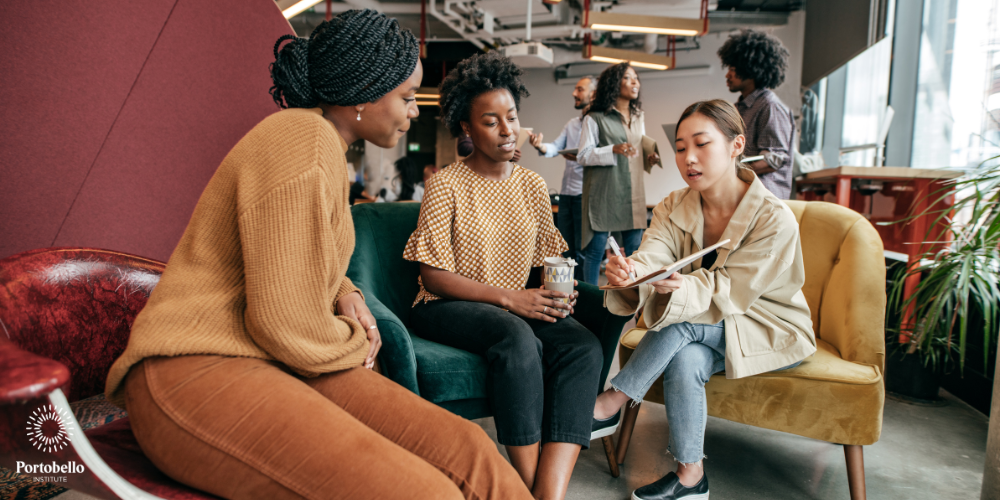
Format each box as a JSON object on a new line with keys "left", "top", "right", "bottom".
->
{"left": 516, "top": 11, "right": 806, "bottom": 205}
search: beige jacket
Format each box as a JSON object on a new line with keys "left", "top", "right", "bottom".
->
{"left": 606, "top": 169, "right": 816, "bottom": 379}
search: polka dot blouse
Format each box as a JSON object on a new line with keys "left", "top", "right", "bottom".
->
{"left": 403, "top": 161, "right": 568, "bottom": 305}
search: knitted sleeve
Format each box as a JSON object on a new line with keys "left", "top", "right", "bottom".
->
{"left": 239, "top": 167, "right": 369, "bottom": 377}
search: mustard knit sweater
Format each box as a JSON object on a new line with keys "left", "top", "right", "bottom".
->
{"left": 105, "top": 108, "right": 368, "bottom": 408}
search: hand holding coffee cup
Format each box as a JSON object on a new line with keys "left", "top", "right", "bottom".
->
{"left": 543, "top": 257, "right": 578, "bottom": 305}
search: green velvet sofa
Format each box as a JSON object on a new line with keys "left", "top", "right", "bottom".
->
{"left": 345, "top": 202, "right": 632, "bottom": 431}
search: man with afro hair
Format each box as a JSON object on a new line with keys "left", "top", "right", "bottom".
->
{"left": 718, "top": 29, "right": 796, "bottom": 199}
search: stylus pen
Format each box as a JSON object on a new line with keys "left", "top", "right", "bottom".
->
{"left": 608, "top": 236, "right": 637, "bottom": 282}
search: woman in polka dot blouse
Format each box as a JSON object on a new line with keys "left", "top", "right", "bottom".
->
{"left": 403, "top": 52, "right": 605, "bottom": 500}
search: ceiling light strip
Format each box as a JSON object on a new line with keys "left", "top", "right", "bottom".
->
{"left": 589, "top": 24, "right": 700, "bottom": 36}
{"left": 583, "top": 10, "right": 708, "bottom": 37}
{"left": 280, "top": 0, "right": 323, "bottom": 19}
{"left": 585, "top": 45, "right": 674, "bottom": 71}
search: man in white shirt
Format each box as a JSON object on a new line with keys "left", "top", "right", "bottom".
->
{"left": 527, "top": 76, "right": 596, "bottom": 272}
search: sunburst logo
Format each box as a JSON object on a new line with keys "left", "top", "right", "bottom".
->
{"left": 26, "top": 404, "right": 75, "bottom": 453}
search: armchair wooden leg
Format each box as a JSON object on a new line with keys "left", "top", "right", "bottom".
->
{"left": 615, "top": 402, "right": 641, "bottom": 465}
{"left": 601, "top": 436, "right": 620, "bottom": 478}
{"left": 844, "top": 445, "right": 866, "bottom": 500}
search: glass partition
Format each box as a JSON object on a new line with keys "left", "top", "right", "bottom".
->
{"left": 912, "top": 0, "right": 1000, "bottom": 168}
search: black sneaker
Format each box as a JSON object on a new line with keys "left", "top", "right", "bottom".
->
{"left": 632, "top": 471, "right": 709, "bottom": 500}
{"left": 590, "top": 410, "right": 621, "bottom": 440}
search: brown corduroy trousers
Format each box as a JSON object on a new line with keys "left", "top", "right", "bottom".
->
{"left": 124, "top": 355, "right": 532, "bottom": 500}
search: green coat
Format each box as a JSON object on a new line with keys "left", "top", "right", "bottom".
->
{"left": 579, "top": 109, "right": 648, "bottom": 248}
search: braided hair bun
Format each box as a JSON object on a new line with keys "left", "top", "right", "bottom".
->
{"left": 269, "top": 9, "right": 419, "bottom": 109}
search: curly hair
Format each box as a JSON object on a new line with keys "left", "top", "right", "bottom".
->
{"left": 269, "top": 9, "right": 419, "bottom": 109}
{"left": 587, "top": 62, "right": 642, "bottom": 117}
{"left": 717, "top": 29, "right": 789, "bottom": 90}
{"left": 439, "top": 52, "right": 530, "bottom": 138}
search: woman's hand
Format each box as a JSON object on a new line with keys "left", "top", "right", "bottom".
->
{"left": 649, "top": 272, "right": 683, "bottom": 295}
{"left": 612, "top": 143, "right": 639, "bottom": 158}
{"left": 606, "top": 255, "right": 637, "bottom": 287}
{"left": 502, "top": 286, "right": 575, "bottom": 323}
{"left": 335, "top": 291, "right": 381, "bottom": 370}
{"left": 647, "top": 152, "right": 660, "bottom": 166}
{"left": 561, "top": 152, "right": 578, "bottom": 162}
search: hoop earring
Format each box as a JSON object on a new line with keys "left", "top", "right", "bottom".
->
{"left": 357, "top": 111, "right": 361, "bottom": 121}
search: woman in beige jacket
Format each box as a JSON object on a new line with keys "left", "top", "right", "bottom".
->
{"left": 594, "top": 100, "right": 816, "bottom": 500}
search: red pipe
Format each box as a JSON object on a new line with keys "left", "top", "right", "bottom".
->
{"left": 420, "top": 0, "right": 427, "bottom": 58}
{"left": 701, "top": 0, "right": 709, "bottom": 35}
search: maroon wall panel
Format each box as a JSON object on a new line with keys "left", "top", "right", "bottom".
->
{"left": 2, "top": 1, "right": 293, "bottom": 262}
{"left": 55, "top": 0, "right": 293, "bottom": 261}
{"left": 0, "top": 0, "right": 175, "bottom": 258}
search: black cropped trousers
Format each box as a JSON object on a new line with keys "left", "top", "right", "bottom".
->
{"left": 410, "top": 299, "right": 603, "bottom": 448}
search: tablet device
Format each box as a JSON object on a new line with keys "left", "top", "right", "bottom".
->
{"left": 661, "top": 124, "right": 678, "bottom": 153}
{"left": 516, "top": 127, "right": 533, "bottom": 150}
{"left": 599, "top": 239, "right": 731, "bottom": 290}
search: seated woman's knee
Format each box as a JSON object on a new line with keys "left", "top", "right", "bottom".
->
{"left": 494, "top": 321, "right": 542, "bottom": 363}
{"left": 574, "top": 330, "right": 604, "bottom": 371}
{"left": 456, "top": 417, "right": 498, "bottom": 453}
{"left": 664, "top": 343, "right": 717, "bottom": 386}
{"left": 661, "top": 321, "right": 698, "bottom": 341}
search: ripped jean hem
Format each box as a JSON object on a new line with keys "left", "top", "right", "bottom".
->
{"left": 608, "top": 381, "right": 648, "bottom": 408}
{"left": 667, "top": 448, "right": 707, "bottom": 466}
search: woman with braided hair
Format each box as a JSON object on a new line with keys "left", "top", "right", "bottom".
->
{"left": 105, "top": 10, "right": 531, "bottom": 500}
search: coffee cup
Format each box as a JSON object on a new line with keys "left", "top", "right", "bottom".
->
{"left": 543, "top": 257, "right": 577, "bottom": 304}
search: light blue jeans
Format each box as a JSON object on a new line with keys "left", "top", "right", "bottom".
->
{"left": 610, "top": 321, "right": 800, "bottom": 464}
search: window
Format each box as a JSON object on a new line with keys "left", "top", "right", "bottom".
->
{"left": 840, "top": 37, "right": 894, "bottom": 166}
{"left": 911, "top": 0, "right": 1000, "bottom": 168}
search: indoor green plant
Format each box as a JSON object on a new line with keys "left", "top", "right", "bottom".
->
{"left": 885, "top": 157, "right": 1000, "bottom": 398}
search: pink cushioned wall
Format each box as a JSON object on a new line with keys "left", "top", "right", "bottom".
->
{"left": 0, "top": 0, "right": 293, "bottom": 261}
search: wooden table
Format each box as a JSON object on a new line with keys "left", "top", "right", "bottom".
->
{"left": 796, "top": 167, "right": 963, "bottom": 339}
{"left": 796, "top": 167, "right": 961, "bottom": 256}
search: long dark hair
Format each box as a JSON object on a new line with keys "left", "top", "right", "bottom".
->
{"left": 587, "top": 62, "right": 642, "bottom": 117}
{"left": 395, "top": 157, "right": 423, "bottom": 201}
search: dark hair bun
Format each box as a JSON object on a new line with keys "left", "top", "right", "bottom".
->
{"left": 271, "top": 34, "right": 318, "bottom": 108}
{"left": 269, "top": 9, "right": 419, "bottom": 109}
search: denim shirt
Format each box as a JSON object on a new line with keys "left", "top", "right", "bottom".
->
{"left": 538, "top": 116, "right": 584, "bottom": 196}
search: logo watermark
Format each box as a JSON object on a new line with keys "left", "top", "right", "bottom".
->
{"left": 27, "top": 404, "right": 75, "bottom": 453}
{"left": 19, "top": 403, "right": 86, "bottom": 482}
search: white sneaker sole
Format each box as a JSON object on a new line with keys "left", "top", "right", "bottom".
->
{"left": 632, "top": 491, "right": 709, "bottom": 500}
{"left": 590, "top": 423, "right": 619, "bottom": 440}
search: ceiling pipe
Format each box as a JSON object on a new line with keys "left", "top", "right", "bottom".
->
{"left": 489, "top": 24, "right": 582, "bottom": 39}
{"left": 427, "top": 0, "right": 486, "bottom": 48}
{"left": 525, "top": 0, "right": 532, "bottom": 41}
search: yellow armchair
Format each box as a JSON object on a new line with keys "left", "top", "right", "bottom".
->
{"left": 614, "top": 200, "right": 886, "bottom": 500}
